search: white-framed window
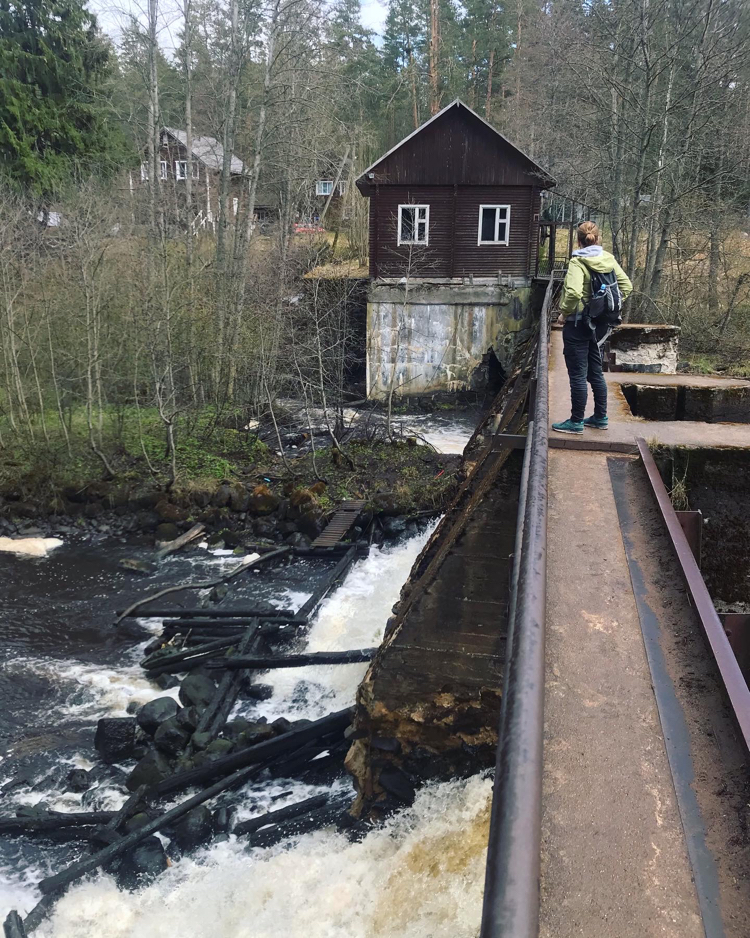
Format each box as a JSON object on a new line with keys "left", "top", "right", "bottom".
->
{"left": 160, "top": 161, "right": 168, "bottom": 180}
{"left": 233, "top": 197, "right": 239, "bottom": 216}
{"left": 398, "top": 204, "right": 429, "bottom": 245}
{"left": 477, "top": 204, "right": 511, "bottom": 245}
{"left": 175, "top": 160, "right": 187, "bottom": 180}
{"left": 316, "top": 180, "right": 333, "bottom": 196}
{"left": 338, "top": 180, "right": 347, "bottom": 195}
{"left": 140, "top": 161, "right": 148, "bottom": 181}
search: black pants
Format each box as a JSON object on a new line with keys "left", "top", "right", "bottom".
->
{"left": 562, "top": 318, "right": 610, "bottom": 422}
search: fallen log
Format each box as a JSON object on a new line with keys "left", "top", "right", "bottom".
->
{"left": 233, "top": 793, "right": 328, "bottom": 836}
{"left": 141, "top": 635, "right": 239, "bottom": 670}
{"left": 155, "top": 523, "right": 205, "bottom": 560}
{"left": 246, "top": 799, "right": 350, "bottom": 848}
{"left": 38, "top": 761, "right": 265, "bottom": 896}
{"left": 0, "top": 811, "right": 115, "bottom": 834}
{"left": 3, "top": 910, "right": 25, "bottom": 938}
{"left": 194, "top": 621, "right": 260, "bottom": 741}
{"left": 153, "top": 707, "right": 354, "bottom": 797}
{"left": 115, "top": 547, "right": 290, "bottom": 624}
{"left": 160, "top": 615, "right": 305, "bottom": 626}
{"left": 207, "top": 648, "right": 377, "bottom": 670}
{"left": 106, "top": 785, "right": 147, "bottom": 832}
{"left": 295, "top": 547, "right": 357, "bottom": 621}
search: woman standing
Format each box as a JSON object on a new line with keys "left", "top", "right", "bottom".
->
{"left": 552, "top": 222, "right": 632, "bottom": 434}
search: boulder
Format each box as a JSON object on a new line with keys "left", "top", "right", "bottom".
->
{"left": 382, "top": 516, "right": 407, "bottom": 539}
{"left": 284, "top": 532, "right": 311, "bottom": 549}
{"left": 124, "top": 812, "right": 151, "bottom": 833}
{"left": 245, "top": 683, "right": 274, "bottom": 701}
{"left": 137, "top": 697, "right": 180, "bottom": 736}
{"left": 171, "top": 806, "right": 214, "bottom": 853}
{"left": 229, "top": 485, "right": 250, "bottom": 513}
{"left": 83, "top": 502, "right": 103, "bottom": 519}
{"left": 234, "top": 722, "right": 275, "bottom": 748}
{"left": 271, "top": 717, "right": 293, "bottom": 736}
{"left": 65, "top": 769, "right": 91, "bottom": 793}
{"left": 296, "top": 509, "right": 324, "bottom": 539}
{"left": 175, "top": 706, "right": 201, "bottom": 733}
{"left": 154, "top": 673, "right": 180, "bottom": 690}
{"left": 212, "top": 484, "right": 232, "bottom": 508}
{"left": 116, "top": 836, "right": 169, "bottom": 891}
{"left": 126, "top": 750, "right": 173, "bottom": 791}
{"left": 191, "top": 731, "right": 211, "bottom": 751}
{"left": 155, "top": 522, "right": 180, "bottom": 543}
{"left": 179, "top": 673, "right": 217, "bottom": 710}
{"left": 248, "top": 484, "right": 280, "bottom": 516}
{"left": 94, "top": 718, "right": 137, "bottom": 764}
{"left": 153, "top": 717, "right": 191, "bottom": 757}
{"left": 205, "top": 738, "right": 233, "bottom": 758}
{"left": 254, "top": 517, "right": 278, "bottom": 539}
{"left": 155, "top": 501, "right": 188, "bottom": 524}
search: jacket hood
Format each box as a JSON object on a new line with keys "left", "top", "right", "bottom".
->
{"left": 571, "top": 247, "right": 618, "bottom": 272}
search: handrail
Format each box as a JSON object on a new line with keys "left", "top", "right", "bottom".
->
{"left": 479, "top": 277, "right": 554, "bottom": 938}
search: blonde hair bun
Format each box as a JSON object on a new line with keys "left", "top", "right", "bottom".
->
{"left": 577, "top": 221, "right": 600, "bottom": 247}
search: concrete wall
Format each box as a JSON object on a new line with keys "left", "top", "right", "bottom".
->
{"left": 366, "top": 278, "right": 536, "bottom": 398}
{"left": 609, "top": 325, "right": 680, "bottom": 374}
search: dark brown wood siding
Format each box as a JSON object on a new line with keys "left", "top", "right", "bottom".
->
{"left": 371, "top": 185, "right": 534, "bottom": 278}
{"left": 362, "top": 106, "right": 549, "bottom": 190}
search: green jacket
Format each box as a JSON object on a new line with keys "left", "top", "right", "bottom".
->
{"left": 559, "top": 249, "right": 633, "bottom": 317}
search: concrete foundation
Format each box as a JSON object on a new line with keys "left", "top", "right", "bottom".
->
{"left": 607, "top": 324, "right": 680, "bottom": 374}
{"left": 366, "top": 278, "right": 539, "bottom": 397}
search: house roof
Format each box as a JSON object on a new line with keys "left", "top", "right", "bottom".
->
{"left": 163, "top": 128, "right": 247, "bottom": 175}
{"left": 355, "top": 99, "right": 555, "bottom": 192}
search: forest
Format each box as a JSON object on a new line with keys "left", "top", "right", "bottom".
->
{"left": 1, "top": 0, "right": 749, "bottom": 495}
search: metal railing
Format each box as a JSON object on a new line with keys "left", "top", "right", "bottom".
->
{"left": 479, "top": 276, "right": 556, "bottom": 938}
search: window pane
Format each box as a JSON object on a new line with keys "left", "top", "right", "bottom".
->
{"left": 417, "top": 207, "right": 427, "bottom": 221}
{"left": 497, "top": 221, "right": 508, "bottom": 243}
{"left": 401, "top": 207, "right": 415, "bottom": 241}
{"left": 481, "top": 207, "right": 497, "bottom": 242}
{"left": 498, "top": 207, "right": 508, "bottom": 219}
{"left": 417, "top": 221, "right": 426, "bottom": 242}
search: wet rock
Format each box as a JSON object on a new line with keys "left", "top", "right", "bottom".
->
{"left": 137, "top": 697, "right": 180, "bottom": 736}
{"left": 126, "top": 750, "right": 172, "bottom": 791}
{"left": 284, "top": 532, "right": 311, "bottom": 549}
{"left": 124, "top": 811, "right": 151, "bottom": 833}
{"left": 175, "top": 706, "right": 201, "bottom": 732}
{"left": 248, "top": 484, "right": 280, "bottom": 516}
{"left": 254, "top": 517, "right": 278, "bottom": 539}
{"left": 136, "top": 510, "right": 160, "bottom": 531}
{"left": 119, "top": 557, "right": 156, "bottom": 577}
{"left": 205, "top": 738, "right": 233, "bottom": 758}
{"left": 154, "top": 673, "right": 180, "bottom": 690}
{"left": 191, "top": 731, "right": 211, "bottom": 751}
{"left": 190, "top": 486, "right": 214, "bottom": 509}
{"left": 16, "top": 803, "right": 50, "bottom": 819}
{"left": 153, "top": 717, "right": 190, "bottom": 757}
{"left": 116, "top": 836, "right": 168, "bottom": 890}
{"left": 246, "top": 683, "right": 274, "bottom": 701}
{"left": 171, "top": 806, "right": 214, "bottom": 852}
{"left": 65, "top": 769, "right": 91, "bottom": 793}
{"left": 209, "top": 583, "right": 229, "bottom": 604}
{"left": 213, "top": 806, "right": 234, "bottom": 833}
{"left": 155, "top": 523, "right": 180, "bottom": 543}
{"left": 94, "top": 718, "right": 137, "bottom": 764}
{"left": 179, "top": 673, "right": 216, "bottom": 710}
{"left": 222, "top": 529, "right": 241, "bottom": 548}
{"left": 378, "top": 766, "right": 415, "bottom": 805}
{"left": 222, "top": 719, "right": 250, "bottom": 741}
{"left": 382, "top": 516, "right": 407, "bottom": 539}
{"left": 271, "top": 717, "right": 293, "bottom": 736}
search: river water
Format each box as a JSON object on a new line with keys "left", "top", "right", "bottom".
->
{"left": 0, "top": 417, "right": 491, "bottom": 938}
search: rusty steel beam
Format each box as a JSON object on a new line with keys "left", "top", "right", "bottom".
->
{"left": 480, "top": 278, "right": 553, "bottom": 938}
{"left": 675, "top": 510, "right": 703, "bottom": 568}
{"left": 637, "top": 438, "right": 750, "bottom": 750}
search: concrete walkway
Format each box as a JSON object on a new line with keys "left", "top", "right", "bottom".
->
{"left": 549, "top": 327, "right": 750, "bottom": 448}
{"left": 540, "top": 449, "right": 704, "bottom": 938}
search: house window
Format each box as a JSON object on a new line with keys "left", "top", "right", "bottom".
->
{"left": 233, "top": 197, "right": 239, "bottom": 216}
{"left": 316, "top": 180, "right": 333, "bottom": 196}
{"left": 478, "top": 204, "right": 511, "bottom": 245}
{"left": 398, "top": 204, "right": 429, "bottom": 245}
{"left": 175, "top": 161, "right": 187, "bottom": 180}
{"left": 160, "top": 161, "right": 168, "bottom": 180}
{"left": 140, "top": 162, "right": 148, "bottom": 181}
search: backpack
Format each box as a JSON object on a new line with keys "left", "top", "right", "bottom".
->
{"left": 578, "top": 260, "right": 623, "bottom": 328}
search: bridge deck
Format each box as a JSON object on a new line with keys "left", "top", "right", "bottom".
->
{"left": 548, "top": 326, "right": 750, "bottom": 449}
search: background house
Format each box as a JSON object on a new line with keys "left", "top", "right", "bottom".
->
{"left": 355, "top": 100, "right": 556, "bottom": 397}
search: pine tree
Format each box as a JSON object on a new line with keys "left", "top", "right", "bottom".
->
{"left": 0, "top": 0, "right": 126, "bottom": 194}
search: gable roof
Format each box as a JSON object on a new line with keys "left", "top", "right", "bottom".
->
{"left": 356, "top": 99, "right": 555, "bottom": 193}
{"left": 163, "top": 128, "right": 247, "bottom": 175}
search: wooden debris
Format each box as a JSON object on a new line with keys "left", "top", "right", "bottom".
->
{"left": 155, "top": 523, "right": 205, "bottom": 560}
{"left": 207, "top": 648, "right": 377, "bottom": 670}
{"left": 233, "top": 793, "right": 328, "bottom": 836}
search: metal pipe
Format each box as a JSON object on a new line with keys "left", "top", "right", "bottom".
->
{"left": 480, "top": 283, "right": 551, "bottom": 938}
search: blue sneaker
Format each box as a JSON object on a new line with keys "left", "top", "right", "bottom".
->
{"left": 584, "top": 415, "right": 609, "bottom": 430}
{"left": 552, "top": 418, "right": 584, "bottom": 434}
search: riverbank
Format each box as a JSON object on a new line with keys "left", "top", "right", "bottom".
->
{"left": 0, "top": 407, "right": 475, "bottom": 550}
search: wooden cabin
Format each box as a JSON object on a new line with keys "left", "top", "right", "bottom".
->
{"left": 356, "top": 100, "right": 555, "bottom": 281}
